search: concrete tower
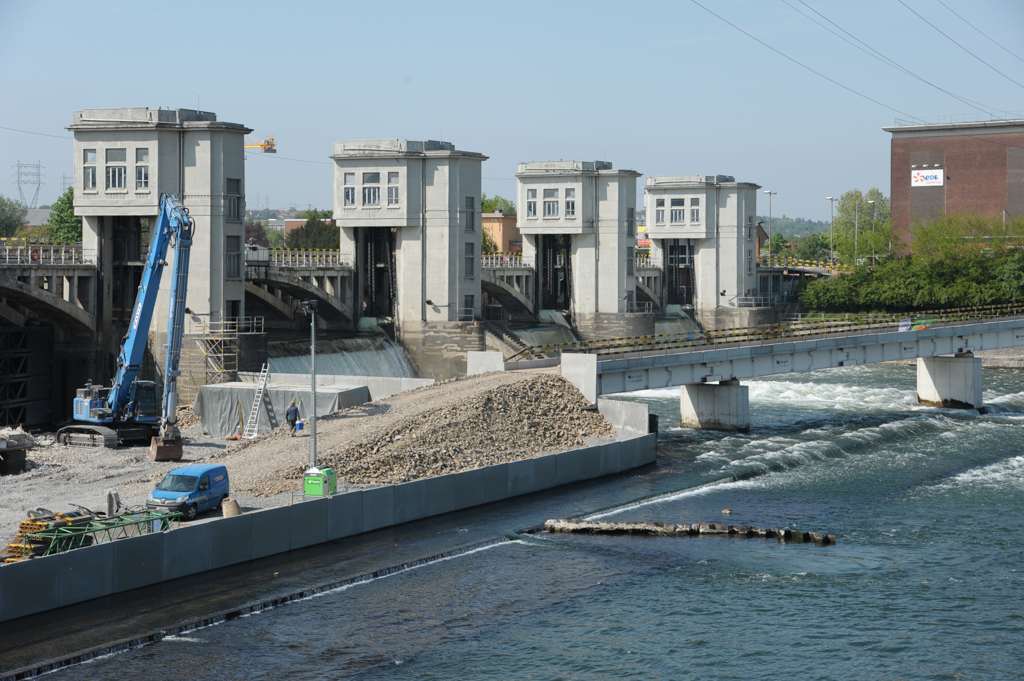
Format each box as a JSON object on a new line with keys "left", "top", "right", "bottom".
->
{"left": 69, "top": 108, "right": 251, "bottom": 378}
{"left": 332, "top": 139, "right": 488, "bottom": 377}
{"left": 516, "top": 161, "right": 648, "bottom": 340}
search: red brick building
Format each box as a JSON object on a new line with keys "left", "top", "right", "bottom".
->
{"left": 884, "top": 119, "right": 1024, "bottom": 237}
{"left": 284, "top": 218, "right": 336, "bottom": 238}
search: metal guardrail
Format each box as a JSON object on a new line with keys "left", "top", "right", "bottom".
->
{"left": 1, "top": 244, "right": 94, "bottom": 265}
{"left": 194, "top": 316, "right": 265, "bottom": 335}
{"left": 455, "top": 307, "right": 476, "bottom": 322}
{"left": 246, "top": 247, "right": 352, "bottom": 268}
{"left": 893, "top": 112, "right": 1024, "bottom": 127}
{"left": 731, "top": 294, "right": 791, "bottom": 308}
{"left": 636, "top": 256, "right": 661, "bottom": 269}
{"left": 627, "top": 300, "right": 654, "bottom": 314}
{"left": 506, "top": 302, "right": 1024, "bottom": 362}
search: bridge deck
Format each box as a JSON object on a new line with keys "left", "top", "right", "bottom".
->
{"left": 556, "top": 307, "right": 1024, "bottom": 401}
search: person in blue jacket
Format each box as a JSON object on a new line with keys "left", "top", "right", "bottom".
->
{"left": 286, "top": 400, "right": 300, "bottom": 436}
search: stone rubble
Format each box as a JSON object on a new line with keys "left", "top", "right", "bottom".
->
{"left": 287, "top": 374, "right": 614, "bottom": 486}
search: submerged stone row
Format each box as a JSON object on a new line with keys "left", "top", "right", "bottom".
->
{"left": 543, "top": 519, "right": 837, "bottom": 545}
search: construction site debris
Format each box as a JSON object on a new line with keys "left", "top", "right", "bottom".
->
{"left": 543, "top": 519, "right": 837, "bottom": 545}
{"left": 175, "top": 405, "right": 201, "bottom": 430}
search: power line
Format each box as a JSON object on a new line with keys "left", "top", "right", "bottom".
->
{"left": 896, "top": 0, "right": 1024, "bottom": 92}
{"left": 936, "top": 0, "right": 1024, "bottom": 66}
{"left": 689, "top": 0, "right": 922, "bottom": 121}
{"left": 789, "top": 0, "right": 1007, "bottom": 117}
{"left": 0, "top": 125, "right": 71, "bottom": 140}
{"left": 246, "top": 152, "right": 331, "bottom": 166}
{"left": 690, "top": 0, "right": 1024, "bottom": 151}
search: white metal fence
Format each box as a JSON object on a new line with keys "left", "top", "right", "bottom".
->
{"left": 246, "top": 247, "right": 352, "bottom": 268}
{"left": 481, "top": 253, "right": 533, "bottom": 268}
{"left": 1, "top": 244, "right": 94, "bottom": 265}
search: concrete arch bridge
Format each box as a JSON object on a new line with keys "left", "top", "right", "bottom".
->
{"left": 243, "top": 249, "right": 354, "bottom": 327}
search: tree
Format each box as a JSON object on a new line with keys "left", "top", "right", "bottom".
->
{"left": 0, "top": 194, "right": 28, "bottom": 238}
{"left": 769, "top": 232, "right": 788, "bottom": 256}
{"left": 481, "top": 227, "right": 498, "bottom": 254}
{"left": 999, "top": 251, "right": 1024, "bottom": 303}
{"left": 481, "top": 193, "right": 516, "bottom": 215}
{"left": 793, "top": 233, "right": 831, "bottom": 261}
{"left": 267, "top": 229, "right": 286, "bottom": 248}
{"left": 46, "top": 187, "right": 83, "bottom": 243}
{"left": 298, "top": 207, "right": 332, "bottom": 220}
{"left": 831, "top": 188, "right": 891, "bottom": 263}
{"left": 244, "top": 216, "right": 270, "bottom": 247}
{"left": 286, "top": 215, "right": 338, "bottom": 249}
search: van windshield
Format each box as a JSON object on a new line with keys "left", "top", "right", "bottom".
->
{"left": 157, "top": 474, "right": 198, "bottom": 493}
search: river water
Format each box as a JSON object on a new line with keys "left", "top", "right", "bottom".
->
{"left": 51, "top": 364, "right": 1024, "bottom": 680}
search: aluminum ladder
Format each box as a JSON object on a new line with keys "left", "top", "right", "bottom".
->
{"left": 243, "top": 363, "right": 270, "bottom": 439}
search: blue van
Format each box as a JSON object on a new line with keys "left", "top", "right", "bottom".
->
{"left": 146, "top": 463, "right": 229, "bottom": 521}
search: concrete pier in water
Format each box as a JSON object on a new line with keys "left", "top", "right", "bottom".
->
{"left": 917, "top": 354, "right": 984, "bottom": 410}
{"left": 679, "top": 379, "right": 750, "bottom": 432}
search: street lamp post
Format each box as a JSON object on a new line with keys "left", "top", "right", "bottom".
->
{"left": 826, "top": 196, "right": 837, "bottom": 266}
{"left": 867, "top": 199, "right": 876, "bottom": 266}
{"left": 854, "top": 201, "right": 859, "bottom": 266}
{"left": 299, "top": 299, "right": 318, "bottom": 468}
{"left": 764, "top": 190, "right": 776, "bottom": 302}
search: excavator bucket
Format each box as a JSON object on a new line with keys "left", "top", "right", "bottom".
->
{"left": 149, "top": 436, "right": 183, "bottom": 461}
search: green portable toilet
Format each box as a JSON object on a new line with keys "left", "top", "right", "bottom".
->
{"left": 303, "top": 467, "right": 337, "bottom": 497}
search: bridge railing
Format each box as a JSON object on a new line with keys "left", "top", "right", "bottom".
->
{"left": 506, "top": 302, "right": 1024, "bottom": 361}
{"left": 1, "top": 243, "right": 94, "bottom": 265}
{"left": 636, "top": 256, "right": 661, "bottom": 270}
{"left": 758, "top": 256, "right": 855, "bottom": 273}
{"left": 246, "top": 247, "right": 352, "bottom": 268}
{"left": 731, "top": 293, "right": 792, "bottom": 308}
{"left": 481, "top": 253, "right": 533, "bottom": 269}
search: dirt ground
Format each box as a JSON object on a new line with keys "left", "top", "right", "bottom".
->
{"left": 0, "top": 372, "right": 616, "bottom": 542}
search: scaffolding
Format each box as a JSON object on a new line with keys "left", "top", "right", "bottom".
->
{"left": 182, "top": 317, "right": 264, "bottom": 404}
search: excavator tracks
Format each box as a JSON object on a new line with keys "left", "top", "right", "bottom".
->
{"left": 55, "top": 425, "right": 120, "bottom": 448}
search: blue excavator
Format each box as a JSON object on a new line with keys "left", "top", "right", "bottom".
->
{"left": 57, "top": 194, "right": 194, "bottom": 461}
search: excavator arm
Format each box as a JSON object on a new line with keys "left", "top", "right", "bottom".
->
{"left": 62, "top": 194, "right": 194, "bottom": 453}
{"left": 107, "top": 194, "right": 194, "bottom": 418}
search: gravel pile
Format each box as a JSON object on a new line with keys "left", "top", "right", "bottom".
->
{"left": 290, "top": 374, "right": 613, "bottom": 485}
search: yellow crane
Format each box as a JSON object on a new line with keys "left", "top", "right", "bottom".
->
{"left": 244, "top": 134, "right": 276, "bottom": 153}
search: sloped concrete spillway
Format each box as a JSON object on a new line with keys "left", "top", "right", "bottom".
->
{"left": 268, "top": 336, "right": 416, "bottom": 377}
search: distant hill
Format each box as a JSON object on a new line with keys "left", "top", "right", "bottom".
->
{"left": 755, "top": 214, "right": 830, "bottom": 237}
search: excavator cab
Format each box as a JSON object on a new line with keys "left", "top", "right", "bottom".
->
{"left": 131, "top": 382, "right": 161, "bottom": 421}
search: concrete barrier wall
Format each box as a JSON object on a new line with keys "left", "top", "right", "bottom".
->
{"left": 237, "top": 372, "right": 435, "bottom": 401}
{"left": 0, "top": 433, "right": 656, "bottom": 623}
{"left": 597, "top": 398, "right": 651, "bottom": 437}
{"left": 466, "top": 351, "right": 505, "bottom": 375}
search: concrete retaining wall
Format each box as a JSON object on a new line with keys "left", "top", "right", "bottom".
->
{"left": 0, "top": 432, "right": 656, "bottom": 623}
{"left": 237, "top": 372, "right": 434, "bottom": 401}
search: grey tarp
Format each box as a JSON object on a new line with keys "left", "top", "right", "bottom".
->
{"left": 192, "top": 382, "right": 369, "bottom": 438}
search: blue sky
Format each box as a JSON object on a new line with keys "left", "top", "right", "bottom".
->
{"left": 2, "top": 0, "right": 1022, "bottom": 220}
